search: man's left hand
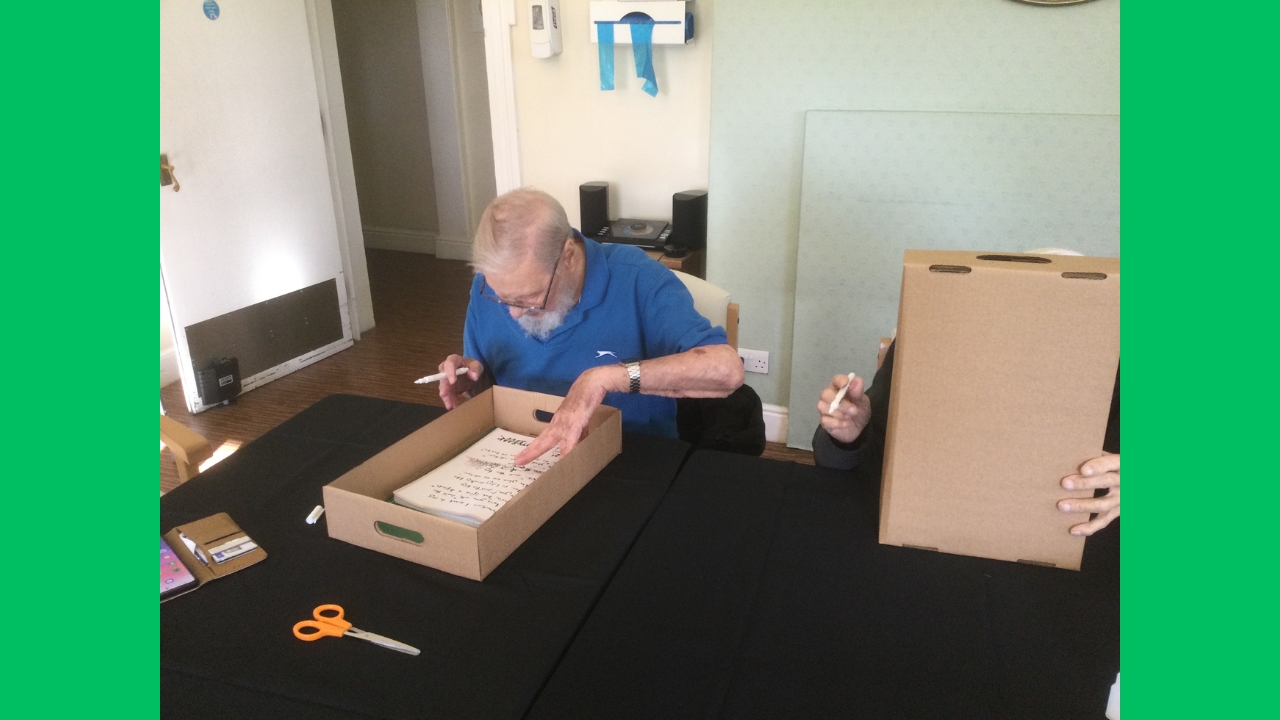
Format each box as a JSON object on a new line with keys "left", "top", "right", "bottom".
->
{"left": 1058, "top": 453, "right": 1120, "bottom": 536}
{"left": 514, "top": 366, "right": 616, "bottom": 466}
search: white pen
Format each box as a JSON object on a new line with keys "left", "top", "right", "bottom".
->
{"left": 414, "top": 367, "right": 469, "bottom": 385}
{"left": 828, "top": 372, "right": 857, "bottom": 415}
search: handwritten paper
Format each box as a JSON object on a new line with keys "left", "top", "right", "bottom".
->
{"left": 391, "top": 428, "right": 560, "bottom": 527}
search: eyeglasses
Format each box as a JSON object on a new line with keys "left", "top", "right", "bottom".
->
{"left": 480, "top": 251, "right": 563, "bottom": 310}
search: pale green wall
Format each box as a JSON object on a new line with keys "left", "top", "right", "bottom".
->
{"left": 706, "top": 0, "right": 1120, "bottom": 408}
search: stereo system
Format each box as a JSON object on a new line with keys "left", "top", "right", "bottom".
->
{"left": 578, "top": 182, "right": 707, "bottom": 253}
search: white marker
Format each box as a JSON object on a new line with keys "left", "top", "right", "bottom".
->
{"left": 306, "top": 505, "right": 325, "bottom": 524}
{"left": 828, "top": 372, "right": 857, "bottom": 415}
{"left": 414, "top": 367, "right": 469, "bottom": 385}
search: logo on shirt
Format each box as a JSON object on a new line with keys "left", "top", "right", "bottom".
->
{"left": 595, "top": 350, "right": 619, "bottom": 360}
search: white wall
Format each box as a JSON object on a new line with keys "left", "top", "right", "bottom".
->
{"left": 706, "top": 0, "right": 1121, "bottom": 408}
{"left": 161, "top": 0, "right": 353, "bottom": 410}
{"left": 415, "top": 0, "right": 498, "bottom": 259}
{"left": 451, "top": 0, "right": 497, "bottom": 238}
{"left": 160, "top": 277, "right": 179, "bottom": 387}
{"left": 332, "top": 0, "right": 440, "bottom": 240}
{"left": 509, "top": 0, "right": 714, "bottom": 224}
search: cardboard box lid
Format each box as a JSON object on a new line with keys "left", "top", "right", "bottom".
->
{"left": 880, "top": 251, "right": 1119, "bottom": 570}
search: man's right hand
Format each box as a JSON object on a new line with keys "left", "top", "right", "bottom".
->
{"left": 817, "top": 374, "right": 872, "bottom": 444}
{"left": 438, "top": 355, "right": 485, "bottom": 410}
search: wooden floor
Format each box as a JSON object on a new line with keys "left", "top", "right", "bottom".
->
{"left": 160, "top": 249, "right": 812, "bottom": 494}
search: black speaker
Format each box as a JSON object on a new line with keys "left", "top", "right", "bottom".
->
{"left": 196, "top": 356, "right": 241, "bottom": 407}
{"left": 670, "top": 189, "right": 707, "bottom": 250}
{"left": 579, "top": 182, "right": 610, "bottom": 240}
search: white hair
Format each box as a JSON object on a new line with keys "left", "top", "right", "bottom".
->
{"left": 471, "top": 188, "right": 572, "bottom": 276}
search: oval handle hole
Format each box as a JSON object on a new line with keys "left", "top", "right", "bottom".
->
{"left": 1061, "top": 272, "right": 1107, "bottom": 280}
{"left": 975, "top": 254, "right": 1050, "bottom": 264}
{"left": 374, "top": 521, "right": 424, "bottom": 544}
{"left": 534, "top": 409, "right": 555, "bottom": 423}
{"left": 928, "top": 265, "right": 972, "bottom": 274}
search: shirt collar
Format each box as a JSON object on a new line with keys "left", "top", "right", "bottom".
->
{"left": 574, "top": 229, "right": 609, "bottom": 312}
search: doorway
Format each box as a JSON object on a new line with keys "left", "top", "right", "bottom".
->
{"left": 330, "top": 0, "right": 497, "bottom": 283}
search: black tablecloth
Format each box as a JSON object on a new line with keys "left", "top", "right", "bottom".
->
{"left": 160, "top": 395, "right": 692, "bottom": 720}
{"left": 528, "top": 450, "right": 1121, "bottom": 720}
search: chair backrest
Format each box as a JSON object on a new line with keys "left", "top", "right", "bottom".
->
{"left": 672, "top": 271, "right": 738, "bottom": 349}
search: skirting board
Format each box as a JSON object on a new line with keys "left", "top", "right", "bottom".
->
{"left": 161, "top": 348, "right": 180, "bottom": 388}
{"left": 362, "top": 226, "right": 437, "bottom": 254}
{"left": 435, "top": 237, "right": 473, "bottom": 261}
{"left": 362, "top": 226, "right": 473, "bottom": 260}
{"left": 762, "top": 403, "right": 788, "bottom": 444}
{"left": 188, "top": 336, "right": 353, "bottom": 414}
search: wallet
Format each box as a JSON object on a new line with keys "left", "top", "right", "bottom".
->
{"left": 162, "top": 513, "right": 267, "bottom": 603}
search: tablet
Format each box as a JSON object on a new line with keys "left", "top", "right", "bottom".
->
{"left": 161, "top": 537, "right": 198, "bottom": 600}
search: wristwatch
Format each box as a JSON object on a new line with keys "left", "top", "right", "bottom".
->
{"left": 623, "top": 361, "right": 641, "bottom": 394}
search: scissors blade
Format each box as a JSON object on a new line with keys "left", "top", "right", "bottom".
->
{"left": 346, "top": 627, "right": 421, "bottom": 656}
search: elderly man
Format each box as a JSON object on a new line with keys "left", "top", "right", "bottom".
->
{"left": 437, "top": 188, "right": 744, "bottom": 465}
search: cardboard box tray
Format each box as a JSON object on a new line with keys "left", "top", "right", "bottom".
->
{"left": 323, "top": 386, "right": 622, "bottom": 580}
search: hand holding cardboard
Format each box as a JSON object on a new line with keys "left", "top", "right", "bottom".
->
{"left": 1058, "top": 453, "right": 1120, "bottom": 536}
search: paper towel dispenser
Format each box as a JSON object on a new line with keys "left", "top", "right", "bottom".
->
{"left": 590, "top": 1, "right": 694, "bottom": 45}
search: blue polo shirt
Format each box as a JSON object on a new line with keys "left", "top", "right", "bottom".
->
{"left": 463, "top": 233, "right": 728, "bottom": 437}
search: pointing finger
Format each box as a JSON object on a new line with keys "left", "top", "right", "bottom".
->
{"left": 515, "top": 430, "right": 558, "bottom": 466}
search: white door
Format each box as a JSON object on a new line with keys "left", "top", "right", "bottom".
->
{"left": 161, "top": 0, "right": 354, "bottom": 412}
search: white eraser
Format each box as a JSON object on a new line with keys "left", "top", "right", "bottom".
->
{"left": 306, "top": 505, "right": 325, "bottom": 524}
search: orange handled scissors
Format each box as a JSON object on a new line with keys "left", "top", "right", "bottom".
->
{"left": 292, "top": 604, "right": 420, "bottom": 656}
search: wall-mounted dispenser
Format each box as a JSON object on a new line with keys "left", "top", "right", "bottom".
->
{"left": 529, "top": 0, "right": 563, "bottom": 58}
{"left": 590, "top": 1, "right": 693, "bottom": 45}
{"left": 592, "top": 1, "right": 693, "bottom": 97}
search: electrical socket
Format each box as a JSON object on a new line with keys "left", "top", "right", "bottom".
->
{"left": 738, "top": 348, "right": 769, "bottom": 374}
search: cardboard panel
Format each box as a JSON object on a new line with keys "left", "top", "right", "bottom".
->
{"left": 879, "top": 251, "right": 1118, "bottom": 570}
{"left": 322, "top": 486, "right": 483, "bottom": 578}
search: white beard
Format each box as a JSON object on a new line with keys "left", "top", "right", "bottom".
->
{"left": 516, "top": 261, "right": 578, "bottom": 341}
{"left": 518, "top": 307, "right": 568, "bottom": 340}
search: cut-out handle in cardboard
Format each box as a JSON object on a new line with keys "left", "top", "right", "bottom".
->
{"left": 534, "top": 409, "right": 555, "bottom": 424}
{"left": 374, "top": 521, "right": 425, "bottom": 545}
{"left": 1062, "top": 272, "right": 1108, "bottom": 280}
{"left": 928, "top": 265, "right": 972, "bottom": 274}
{"left": 976, "top": 254, "right": 1051, "bottom": 264}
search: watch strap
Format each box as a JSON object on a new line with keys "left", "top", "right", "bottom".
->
{"left": 624, "top": 361, "right": 641, "bottom": 394}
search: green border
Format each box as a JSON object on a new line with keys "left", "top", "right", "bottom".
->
{"left": 1126, "top": 2, "right": 1274, "bottom": 717}
{"left": 9, "top": 0, "right": 1266, "bottom": 716}
{"left": 3, "top": 4, "right": 155, "bottom": 717}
